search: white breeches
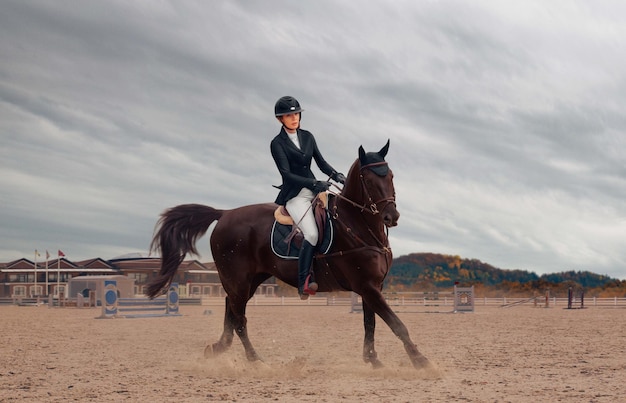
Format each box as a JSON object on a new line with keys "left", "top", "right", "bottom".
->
{"left": 285, "top": 187, "right": 318, "bottom": 245}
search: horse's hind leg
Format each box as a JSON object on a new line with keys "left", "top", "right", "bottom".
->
{"left": 229, "top": 295, "right": 262, "bottom": 362}
{"left": 205, "top": 296, "right": 261, "bottom": 361}
{"left": 223, "top": 274, "right": 272, "bottom": 362}
{"left": 205, "top": 297, "right": 235, "bottom": 358}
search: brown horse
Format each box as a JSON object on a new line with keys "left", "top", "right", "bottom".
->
{"left": 146, "top": 141, "right": 431, "bottom": 369}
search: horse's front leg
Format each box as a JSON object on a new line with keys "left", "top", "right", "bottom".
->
{"left": 361, "top": 289, "right": 431, "bottom": 369}
{"left": 362, "top": 300, "right": 384, "bottom": 369}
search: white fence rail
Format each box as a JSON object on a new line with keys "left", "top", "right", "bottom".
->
{"left": 383, "top": 295, "right": 626, "bottom": 308}
{"left": 6, "top": 294, "right": 624, "bottom": 308}
{"left": 197, "top": 295, "right": 626, "bottom": 308}
{"left": 200, "top": 295, "right": 353, "bottom": 307}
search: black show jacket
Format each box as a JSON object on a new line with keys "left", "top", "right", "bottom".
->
{"left": 270, "top": 127, "right": 337, "bottom": 205}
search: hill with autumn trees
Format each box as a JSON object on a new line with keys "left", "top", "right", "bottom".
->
{"left": 385, "top": 253, "right": 626, "bottom": 298}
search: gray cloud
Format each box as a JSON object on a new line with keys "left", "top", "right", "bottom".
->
{"left": 1, "top": 0, "right": 624, "bottom": 278}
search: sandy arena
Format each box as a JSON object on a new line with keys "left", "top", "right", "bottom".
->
{"left": 1, "top": 303, "right": 624, "bottom": 402}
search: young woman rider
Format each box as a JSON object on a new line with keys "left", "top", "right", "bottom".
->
{"left": 270, "top": 96, "right": 345, "bottom": 299}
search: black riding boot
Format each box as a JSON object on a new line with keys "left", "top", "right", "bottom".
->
{"left": 298, "top": 240, "right": 318, "bottom": 299}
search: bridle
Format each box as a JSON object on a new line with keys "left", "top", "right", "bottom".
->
{"left": 324, "top": 161, "right": 397, "bottom": 257}
{"left": 329, "top": 161, "right": 396, "bottom": 217}
{"left": 359, "top": 161, "right": 397, "bottom": 215}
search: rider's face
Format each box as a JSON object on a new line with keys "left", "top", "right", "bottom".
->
{"left": 278, "top": 113, "right": 300, "bottom": 132}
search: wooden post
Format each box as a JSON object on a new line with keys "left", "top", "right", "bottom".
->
{"left": 580, "top": 290, "right": 584, "bottom": 309}
{"left": 567, "top": 287, "right": 573, "bottom": 309}
{"left": 89, "top": 291, "right": 96, "bottom": 307}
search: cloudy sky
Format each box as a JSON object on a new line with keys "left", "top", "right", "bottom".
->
{"left": 1, "top": 1, "right": 624, "bottom": 279}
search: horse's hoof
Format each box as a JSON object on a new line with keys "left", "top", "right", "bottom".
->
{"left": 252, "top": 360, "right": 271, "bottom": 370}
{"left": 246, "top": 352, "right": 262, "bottom": 362}
{"left": 371, "top": 360, "right": 384, "bottom": 369}
{"left": 204, "top": 344, "right": 214, "bottom": 359}
{"left": 413, "top": 355, "right": 435, "bottom": 371}
{"left": 418, "top": 360, "right": 442, "bottom": 378}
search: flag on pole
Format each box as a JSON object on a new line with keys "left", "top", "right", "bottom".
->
{"left": 45, "top": 251, "right": 50, "bottom": 296}
{"left": 57, "top": 251, "right": 62, "bottom": 298}
{"left": 34, "top": 250, "right": 39, "bottom": 296}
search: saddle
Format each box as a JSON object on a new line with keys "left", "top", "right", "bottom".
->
{"left": 273, "top": 192, "right": 328, "bottom": 225}
{"left": 271, "top": 192, "right": 333, "bottom": 259}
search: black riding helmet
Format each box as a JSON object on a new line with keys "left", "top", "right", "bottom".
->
{"left": 274, "top": 96, "right": 304, "bottom": 116}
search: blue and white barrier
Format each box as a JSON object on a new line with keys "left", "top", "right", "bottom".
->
{"left": 98, "top": 280, "right": 182, "bottom": 319}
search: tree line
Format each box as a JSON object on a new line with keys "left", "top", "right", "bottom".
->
{"left": 385, "top": 253, "right": 626, "bottom": 298}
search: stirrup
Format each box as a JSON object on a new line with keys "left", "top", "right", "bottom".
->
{"left": 304, "top": 274, "right": 318, "bottom": 296}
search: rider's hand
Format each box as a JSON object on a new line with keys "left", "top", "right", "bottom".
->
{"left": 313, "top": 180, "right": 331, "bottom": 193}
{"left": 334, "top": 173, "right": 346, "bottom": 184}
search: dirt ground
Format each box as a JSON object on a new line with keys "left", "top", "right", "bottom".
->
{"left": 1, "top": 302, "right": 624, "bottom": 402}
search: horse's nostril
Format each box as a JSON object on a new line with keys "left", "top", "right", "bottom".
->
{"left": 381, "top": 206, "right": 400, "bottom": 227}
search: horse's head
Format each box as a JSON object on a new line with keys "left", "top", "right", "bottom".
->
{"left": 345, "top": 140, "right": 399, "bottom": 227}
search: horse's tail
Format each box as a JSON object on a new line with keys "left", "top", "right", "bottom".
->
{"left": 145, "top": 203, "right": 223, "bottom": 298}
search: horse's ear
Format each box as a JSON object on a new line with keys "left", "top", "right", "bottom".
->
{"left": 378, "top": 139, "right": 390, "bottom": 159}
{"left": 358, "top": 145, "right": 366, "bottom": 164}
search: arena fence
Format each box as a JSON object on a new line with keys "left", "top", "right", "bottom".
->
{"left": 3, "top": 294, "right": 626, "bottom": 309}
{"left": 380, "top": 286, "right": 475, "bottom": 313}
{"left": 197, "top": 286, "right": 479, "bottom": 313}
{"left": 197, "top": 294, "right": 626, "bottom": 309}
